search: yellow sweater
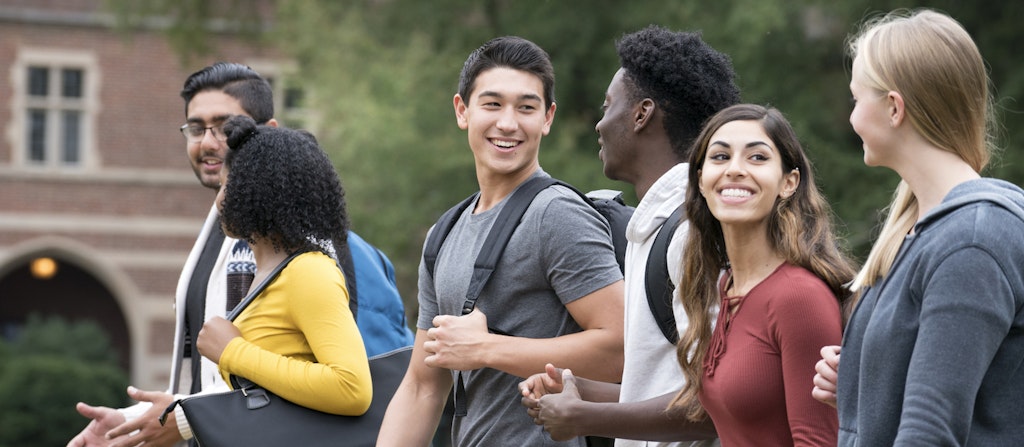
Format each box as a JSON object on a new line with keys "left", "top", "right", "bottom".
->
{"left": 218, "top": 251, "right": 372, "bottom": 415}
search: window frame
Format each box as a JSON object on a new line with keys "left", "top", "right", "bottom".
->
{"left": 245, "top": 59, "right": 318, "bottom": 133}
{"left": 9, "top": 49, "right": 99, "bottom": 170}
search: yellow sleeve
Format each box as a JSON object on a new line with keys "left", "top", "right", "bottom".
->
{"left": 219, "top": 251, "right": 372, "bottom": 415}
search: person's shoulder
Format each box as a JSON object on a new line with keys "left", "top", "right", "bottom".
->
{"left": 286, "top": 251, "right": 341, "bottom": 275}
{"left": 763, "top": 264, "right": 840, "bottom": 321}
{"left": 923, "top": 200, "right": 1024, "bottom": 256}
{"left": 516, "top": 183, "right": 593, "bottom": 219}
{"left": 766, "top": 264, "right": 834, "bottom": 303}
{"left": 773, "top": 263, "right": 826, "bottom": 285}
{"left": 282, "top": 252, "right": 346, "bottom": 300}
{"left": 538, "top": 183, "right": 588, "bottom": 205}
{"left": 925, "top": 179, "right": 1024, "bottom": 238}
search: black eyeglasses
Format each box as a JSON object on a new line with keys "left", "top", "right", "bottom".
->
{"left": 179, "top": 123, "right": 227, "bottom": 143}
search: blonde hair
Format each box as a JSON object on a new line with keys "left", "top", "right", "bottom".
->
{"left": 849, "top": 9, "right": 994, "bottom": 292}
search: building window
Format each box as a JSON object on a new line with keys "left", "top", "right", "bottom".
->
{"left": 247, "top": 60, "right": 317, "bottom": 132}
{"left": 11, "top": 50, "right": 98, "bottom": 169}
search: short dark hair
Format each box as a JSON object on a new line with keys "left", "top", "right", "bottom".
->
{"left": 180, "top": 62, "right": 274, "bottom": 124}
{"left": 220, "top": 115, "right": 348, "bottom": 257}
{"left": 458, "top": 36, "right": 555, "bottom": 108}
{"left": 616, "top": 25, "right": 741, "bottom": 159}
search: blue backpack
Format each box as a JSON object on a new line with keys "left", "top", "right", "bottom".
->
{"left": 344, "top": 231, "right": 415, "bottom": 356}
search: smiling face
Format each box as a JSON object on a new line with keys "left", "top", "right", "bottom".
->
{"left": 214, "top": 165, "right": 234, "bottom": 237}
{"left": 185, "top": 90, "right": 247, "bottom": 189}
{"left": 698, "top": 119, "right": 799, "bottom": 231}
{"left": 454, "top": 67, "right": 555, "bottom": 182}
{"left": 596, "top": 68, "right": 639, "bottom": 182}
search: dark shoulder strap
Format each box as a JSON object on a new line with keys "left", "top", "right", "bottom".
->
{"left": 644, "top": 203, "right": 686, "bottom": 344}
{"left": 423, "top": 193, "right": 478, "bottom": 279}
{"left": 226, "top": 251, "right": 305, "bottom": 321}
{"left": 336, "top": 239, "right": 358, "bottom": 321}
{"left": 441, "top": 176, "right": 557, "bottom": 419}
{"left": 462, "top": 176, "right": 558, "bottom": 314}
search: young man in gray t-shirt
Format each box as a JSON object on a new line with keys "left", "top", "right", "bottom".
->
{"left": 378, "top": 36, "right": 625, "bottom": 447}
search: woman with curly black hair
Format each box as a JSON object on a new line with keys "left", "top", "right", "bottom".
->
{"left": 195, "top": 115, "right": 372, "bottom": 417}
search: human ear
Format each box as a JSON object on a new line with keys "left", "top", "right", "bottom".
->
{"left": 634, "top": 98, "right": 655, "bottom": 132}
{"left": 541, "top": 102, "right": 556, "bottom": 136}
{"left": 888, "top": 91, "right": 905, "bottom": 128}
{"left": 454, "top": 94, "right": 469, "bottom": 130}
{"left": 781, "top": 168, "right": 800, "bottom": 198}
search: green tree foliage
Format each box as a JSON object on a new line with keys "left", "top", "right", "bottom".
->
{"left": 106, "top": 0, "right": 1024, "bottom": 317}
{"left": 0, "top": 315, "right": 128, "bottom": 447}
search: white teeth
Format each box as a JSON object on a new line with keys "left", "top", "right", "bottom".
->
{"left": 721, "top": 188, "right": 751, "bottom": 198}
{"left": 492, "top": 139, "right": 517, "bottom": 148}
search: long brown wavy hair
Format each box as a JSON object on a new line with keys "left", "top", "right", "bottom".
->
{"left": 669, "top": 104, "right": 857, "bottom": 421}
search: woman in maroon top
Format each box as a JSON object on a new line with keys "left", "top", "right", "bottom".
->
{"left": 670, "top": 104, "right": 856, "bottom": 446}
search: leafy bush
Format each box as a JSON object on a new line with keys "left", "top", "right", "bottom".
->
{"left": 0, "top": 315, "right": 129, "bottom": 447}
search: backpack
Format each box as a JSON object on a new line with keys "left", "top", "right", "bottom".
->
{"left": 341, "top": 231, "right": 415, "bottom": 357}
{"left": 422, "top": 175, "right": 683, "bottom": 423}
{"left": 422, "top": 176, "right": 682, "bottom": 344}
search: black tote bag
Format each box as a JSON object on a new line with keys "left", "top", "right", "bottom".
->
{"left": 179, "top": 346, "right": 411, "bottom": 447}
{"left": 168, "top": 252, "right": 412, "bottom": 447}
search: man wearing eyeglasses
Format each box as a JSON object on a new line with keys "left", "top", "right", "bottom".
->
{"left": 67, "top": 62, "right": 414, "bottom": 447}
{"left": 65, "top": 62, "right": 276, "bottom": 447}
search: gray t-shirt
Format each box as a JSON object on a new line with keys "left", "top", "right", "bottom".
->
{"left": 418, "top": 173, "right": 623, "bottom": 447}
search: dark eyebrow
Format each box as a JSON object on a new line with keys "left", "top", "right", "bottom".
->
{"left": 708, "top": 140, "right": 775, "bottom": 150}
{"left": 477, "top": 90, "right": 543, "bottom": 103}
{"left": 186, "top": 114, "right": 233, "bottom": 125}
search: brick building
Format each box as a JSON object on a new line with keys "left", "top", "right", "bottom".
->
{"left": 0, "top": 0, "right": 293, "bottom": 391}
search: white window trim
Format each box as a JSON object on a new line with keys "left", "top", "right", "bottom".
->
{"left": 7, "top": 48, "right": 101, "bottom": 171}
{"left": 245, "top": 59, "right": 319, "bottom": 133}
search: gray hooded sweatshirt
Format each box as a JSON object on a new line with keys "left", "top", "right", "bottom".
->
{"left": 838, "top": 178, "right": 1024, "bottom": 446}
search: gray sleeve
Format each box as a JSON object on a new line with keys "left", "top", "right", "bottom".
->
{"left": 415, "top": 225, "right": 440, "bottom": 331}
{"left": 531, "top": 186, "right": 623, "bottom": 304}
{"left": 895, "top": 245, "right": 1014, "bottom": 444}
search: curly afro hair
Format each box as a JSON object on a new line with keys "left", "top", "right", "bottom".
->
{"left": 616, "top": 25, "right": 741, "bottom": 159}
{"left": 219, "top": 115, "right": 348, "bottom": 258}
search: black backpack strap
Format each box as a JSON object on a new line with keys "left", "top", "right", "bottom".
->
{"left": 461, "top": 176, "right": 558, "bottom": 314}
{"left": 436, "top": 176, "right": 558, "bottom": 418}
{"left": 424, "top": 193, "right": 478, "bottom": 279}
{"left": 644, "top": 203, "right": 686, "bottom": 345}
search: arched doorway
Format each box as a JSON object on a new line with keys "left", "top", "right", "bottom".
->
{"left": 0, "top": 255, "right": 130, "bottom": 372}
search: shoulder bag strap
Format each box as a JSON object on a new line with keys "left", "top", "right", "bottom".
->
{"left": 160, "top": 250, "right": 306, "bottom": 426}
{"left": 227, "top": 251, "right": 306, "bottom": 321}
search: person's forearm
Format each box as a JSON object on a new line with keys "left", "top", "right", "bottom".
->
{"left": 575, "top": 391, "right": 716, "bottom": 441}
{"left": 378, "top": 331, "right": 451, "bottom": 447}
{"left": 377, "top": 382, "right": 447, "bottom": 446}
{"left": 481, "top": 329, "right": 623, "bottom": 381}
{"left": 574, "top": 376, "right": 621, "bottom": 403}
